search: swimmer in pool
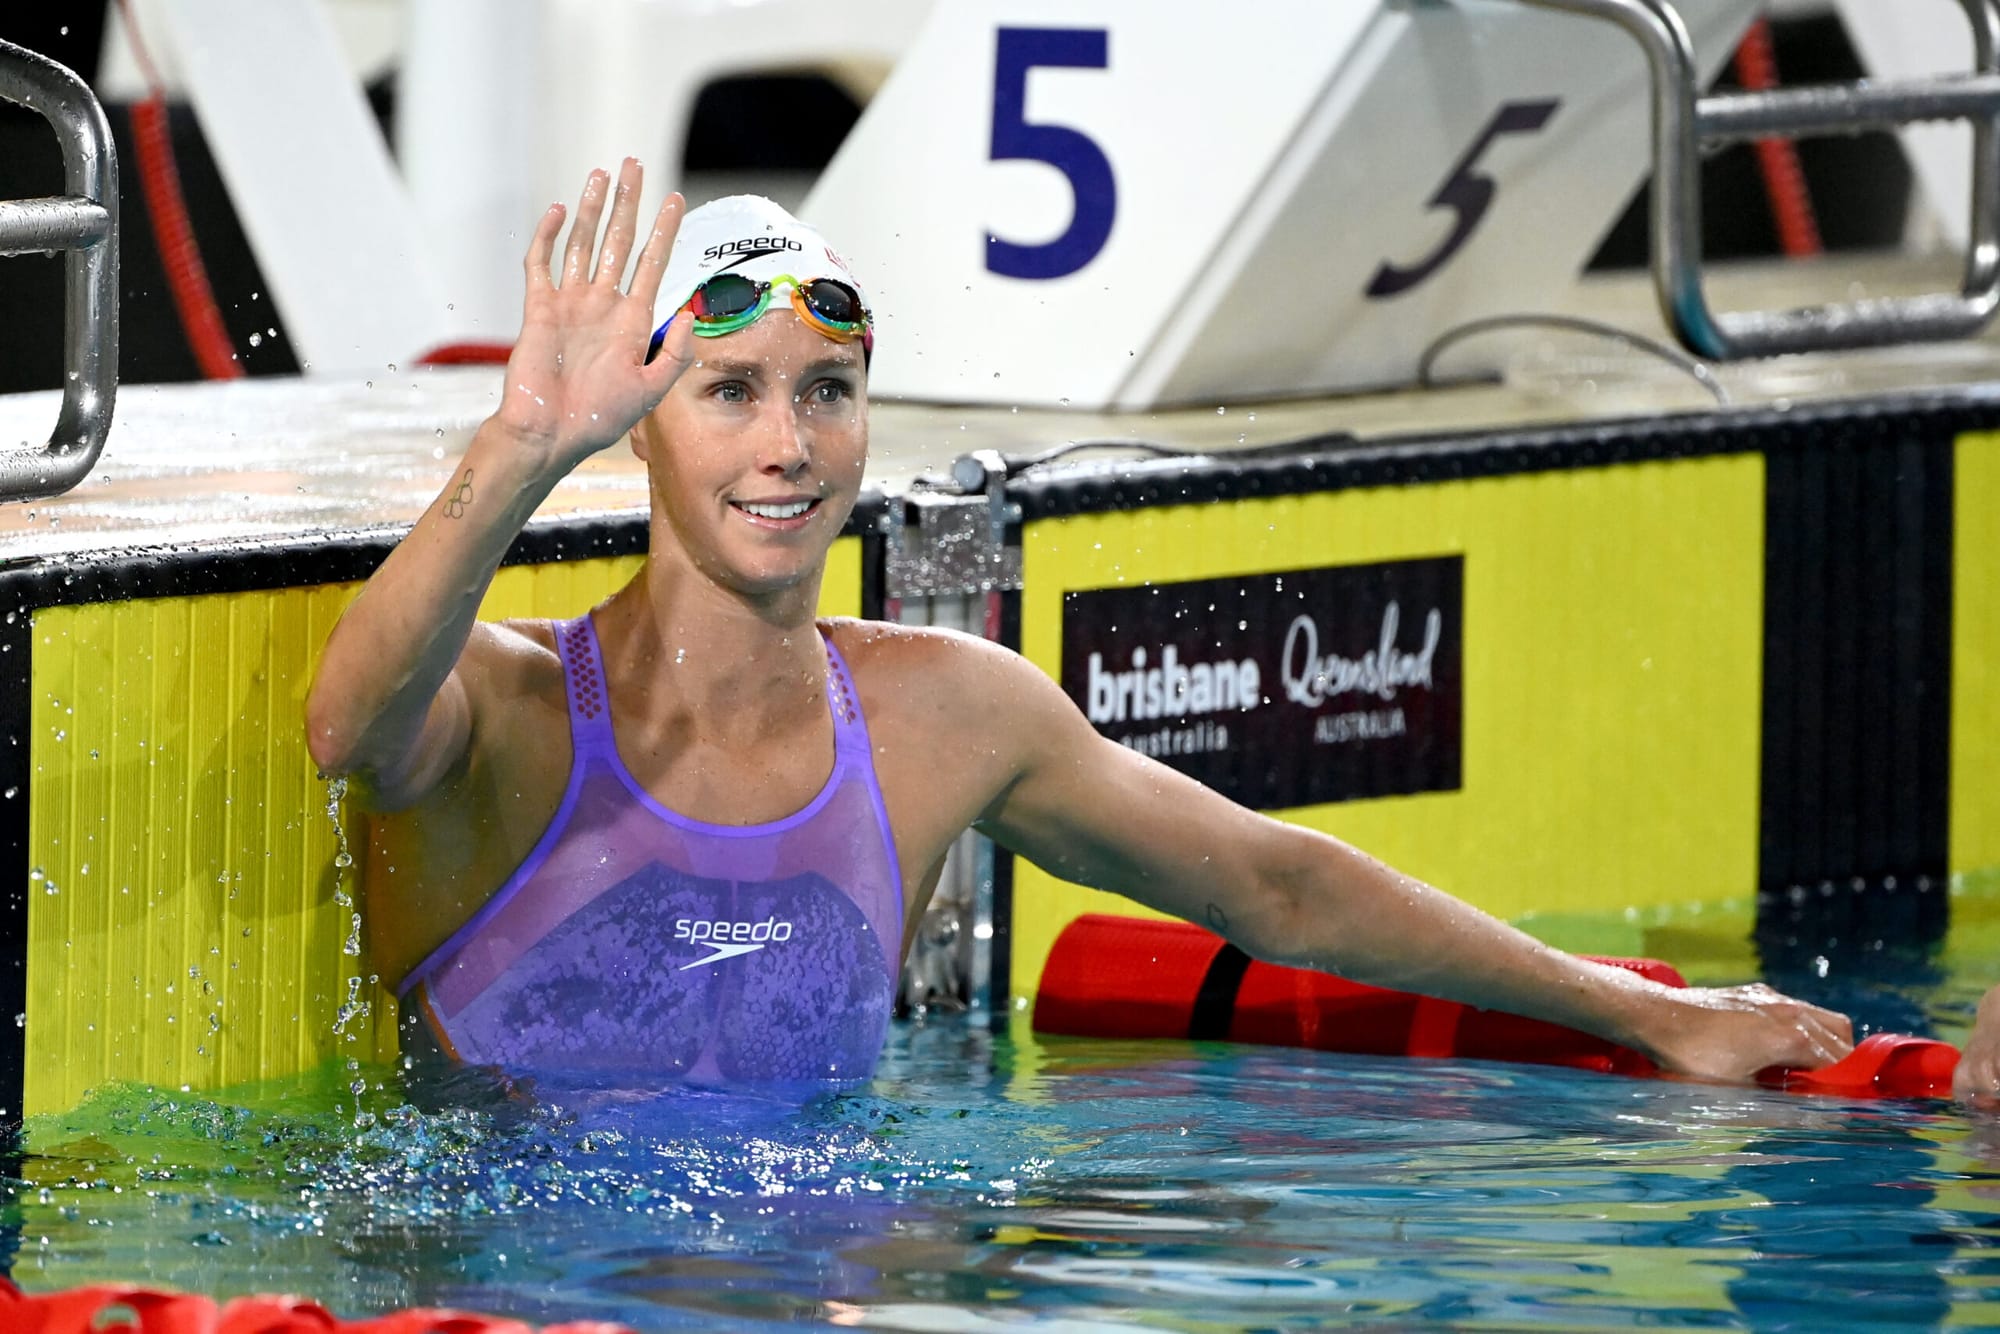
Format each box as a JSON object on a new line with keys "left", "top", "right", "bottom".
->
{"left": 306, "top": 159, "right": 1854, "bottom": 1088}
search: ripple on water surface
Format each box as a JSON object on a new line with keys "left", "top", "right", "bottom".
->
{"left": 7, "top": 1006, "right": 2000, "bottom": 1330}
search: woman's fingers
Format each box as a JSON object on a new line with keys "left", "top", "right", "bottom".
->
{"left": 562, "top": 169, "right": 611, "bottom": 287}
{"left": 1760, "top": 992, "right": 1850, "bottom": 1068}
{"left": 595, "top": 158, "right": 644, "bottom": 284}
{"left": 1673, "top": 984, "right": 1855, "bottom": 1080}
{"left": 1797, "top": 1008, "right": 1852, "bottom": 1067}
{"left": 523, "top": 202, "right": 565, "bottom": 291}
{"left": 1956, "top": 1058, "right": 2000, "bottom": 1104}
{"left": 641, "top": 317, "right": 696, "bottom": 400}
{"left": 630, "top": 191, "right": 687, "bottom": 310}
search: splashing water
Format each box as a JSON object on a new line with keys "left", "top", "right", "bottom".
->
{"left": 324, "top": 776, "right": 354, "bottom": 871}
{"left": 323, "top": 778, "right": 369, "bottom": 1057}
{"left": 11, "top": 982, "right": 2000, "bottom": 1333}
{"left": 324, "top": 775, "right": 357, "bottom": 947}
{"left": 331, "top": 976, "right": 372, "bottom": 1037}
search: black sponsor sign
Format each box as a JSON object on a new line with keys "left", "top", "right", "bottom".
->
{"left": 1059, "top": 556, "right": 1463, "bottom": 808}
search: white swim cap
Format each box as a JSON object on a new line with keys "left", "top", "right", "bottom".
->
{"left": 652, "top": 194, "right": 870, "bottom": 339}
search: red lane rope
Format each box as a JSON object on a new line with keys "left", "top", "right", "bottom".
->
{"left": 417, "top": 341, "right": 514, "bottom": 366}
{"left": 1732, "top": 18, "right": 1825, "bottom": 259}
{"left": 1035, "top": 914, "right": 1962, "bottom": 1098}
{"left": 0, "top": 1276, "right": 634, "bottom": 1333}
{"left": 118, "top": 0, "right": 244, "bottom": 381}
{"left": 130, "top": 96, "right": 242, "bottom": 380}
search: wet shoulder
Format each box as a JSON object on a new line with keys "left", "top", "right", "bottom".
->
{"left": 459, "top": 617, "right": 568, "bottom": 735}
{"left": 819, "top": 617, "right": 1067, "bottom": 739}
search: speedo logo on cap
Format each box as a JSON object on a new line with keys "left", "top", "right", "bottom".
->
{"left": 675, "top": 915, "right": 794, "bottom": 969}
{"left": 702, "top": 236, "right": 803, "bottom": 264}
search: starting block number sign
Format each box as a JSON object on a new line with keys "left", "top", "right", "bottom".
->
{"left": 806, "top": 0, "right": 1759, "bottom": 409}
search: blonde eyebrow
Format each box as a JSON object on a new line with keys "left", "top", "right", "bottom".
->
{"left": 799, "top": 354, "right": 864, "bottom": 378}
{"left": 692, "top": 358, "right": 767, "bottom": 379}
{"left": 693, "top": 353, "right": 862, "bottom": 382}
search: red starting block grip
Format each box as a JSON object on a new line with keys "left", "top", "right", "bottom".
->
{"left": 1033, "top": 914, "right": 1959, "bottom": 1098}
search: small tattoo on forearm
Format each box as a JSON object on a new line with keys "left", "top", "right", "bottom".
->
{"left": 1206, "top": 903, "right": 1229, "bottom": 933}
{"left": 443, "top": 469, "right": 475, "bottom": 519}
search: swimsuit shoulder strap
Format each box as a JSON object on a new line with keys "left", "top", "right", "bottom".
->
{"left": 553, "top": 614, "right": 617, "bottom": 756}
{"left": 822, "top": 635, "right": 875, "bottom": 760}
{"left": 821, "top": 632, "right": 905, "bottom": 938}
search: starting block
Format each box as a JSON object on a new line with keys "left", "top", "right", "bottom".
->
{"left": 806, "top": 0, "right": 1760, "bottom": 408}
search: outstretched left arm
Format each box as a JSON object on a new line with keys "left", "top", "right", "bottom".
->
{"left": 966, "top": 639, "right": 1852, "bottom": 1083}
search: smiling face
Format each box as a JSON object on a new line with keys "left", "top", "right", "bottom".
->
{"left": 633, "top": 310, "right": 868, "bottom": 599}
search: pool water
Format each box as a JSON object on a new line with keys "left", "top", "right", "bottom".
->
{"left": 8, "top": 978, "right": 2000, "bottom": 1331}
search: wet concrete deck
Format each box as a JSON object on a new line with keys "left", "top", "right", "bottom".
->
{"left": 0, "top": 251, "right": 1995, "bottom": 562}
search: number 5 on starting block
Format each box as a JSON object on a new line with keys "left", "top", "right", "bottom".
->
{"left": 805, "top": 0, "right": 1761, "bottom": 409}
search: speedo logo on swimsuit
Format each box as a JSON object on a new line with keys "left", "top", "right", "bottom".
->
{"left": 701, "top": 236, "right": 803, "bottom": 264}
{"left": 675, "top": 916, "right": 795, "bottom": 969}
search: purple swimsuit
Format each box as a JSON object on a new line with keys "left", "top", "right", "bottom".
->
{"left": 398, "top": 615, "right": 905, "bottom": 1089}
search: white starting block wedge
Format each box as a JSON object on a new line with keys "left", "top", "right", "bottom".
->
{"left": 807, "top": 0, "right": 1764, "bottom": 408}
{"left": 1835, "top": 0, "right": 1984, "bottom": 252}
{"left": 104, "top": 0, "right": 451, "bottom": 376}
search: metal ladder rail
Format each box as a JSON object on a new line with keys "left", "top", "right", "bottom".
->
{"left": 0, "top": 39, "right": 118, "bottom": 502}
{"left": 1523, "top": 0, "right": 2000, "bottom": 360}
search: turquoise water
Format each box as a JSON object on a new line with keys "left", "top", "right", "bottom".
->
{"left": 8, "top": 981, "right": 2000, "bottom": 1331}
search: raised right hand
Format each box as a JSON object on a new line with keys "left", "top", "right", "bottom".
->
{"left": 495, "top": 158, "right": 697, "bottom": 466}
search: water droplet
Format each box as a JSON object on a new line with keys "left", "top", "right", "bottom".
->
{"left": 331, "top": 975, "right": 372, "bottom": 1035}
{"left": 247, "top": 332, "right": 263, "bottom": 349}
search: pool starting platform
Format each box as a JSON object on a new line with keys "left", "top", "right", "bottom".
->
{"left": 0, "top": 251, "right": 1995, "bottom": 1116}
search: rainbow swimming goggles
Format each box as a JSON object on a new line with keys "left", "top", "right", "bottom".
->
{"left": 648, "top": 272, "right": 873, "bottom": 365}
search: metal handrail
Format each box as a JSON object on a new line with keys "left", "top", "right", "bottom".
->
{"left": 1522, "top": 0, "right": 2000, "bottom": 360}
{"left": 0, "top": 39, "right": 117, "bottom": 502}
